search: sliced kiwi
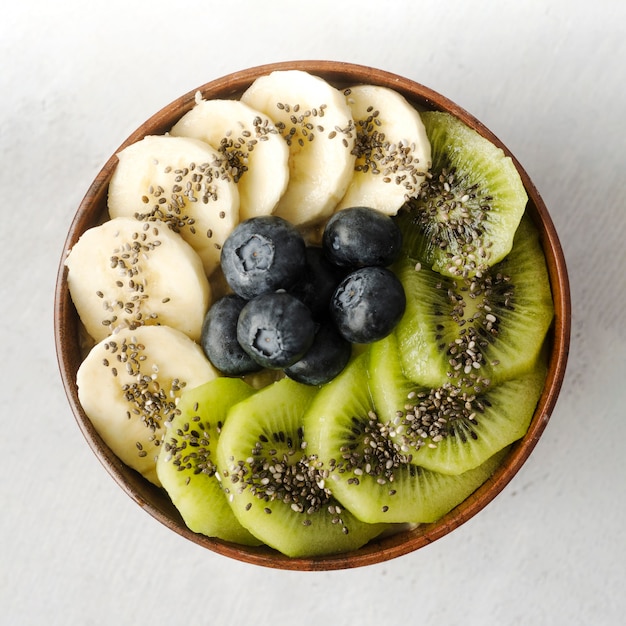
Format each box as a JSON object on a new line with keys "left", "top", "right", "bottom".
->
{"left": 396, "top": 111, "right": 527, "bottom": 278}
{"left": 370, "top": 333, "right": 547, "bottom": 474}
{"left": 216, "top": 376, "right": 388, "bottom": 557}
{"left": 304, "top": 353, "right": 507, "bottom": 524}
{"left": 394, "top": 215, "right": 554, "bottom": 387}
{"left": 156, "top": 377, "right": 262, "bottom": 545}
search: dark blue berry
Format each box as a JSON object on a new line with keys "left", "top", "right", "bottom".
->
{"left": 200, "top": 295, "right": 262, "bottom": 376}
{"left": 285, "top": 322, "right": 352, "bottom": 385}
{"left": 288, "top": 247, "right": 346, "bottom": 320}
{"left": 330, "top": 266, "right": 406, "bottom": 343}
{"left": 237, "top": 292, "right": 316, "bottom": 369}
{"left": 221, "top": 216, "right": 307, "bottom": 299}
{"left": 322, "top": 206, "right": 402, "bottom": 268}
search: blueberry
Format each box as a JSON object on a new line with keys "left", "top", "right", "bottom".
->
{"left": 285, "top": 322, "right": 352, "bottom": 385}
{"left": 322, "top": 206, "right": 402, "bottom": 268}
{"left": 237, "top": 292, "right": 316, "bottom": 369}
{"left": 200, "top": 295, "right": 262, "bottom": 376}
{"left": 289, "top": 247, "right": 346, "bottom": 320}
{"left": 330, "top": 266, "right": 406, "bottom": 344}
{"left": 221, "top": 216, "right": 307, "bottom": 299}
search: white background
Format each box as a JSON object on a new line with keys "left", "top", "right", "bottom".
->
{"left": 2, "top": 1, "right": 625, "bottom": 624}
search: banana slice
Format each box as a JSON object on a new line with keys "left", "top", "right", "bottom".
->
{"left": 170, "top": 97, "right": 289, "bottom": 221}
{"left": 77, "top": 325, "right": 219, "bottom": 486}
{"left": 241, "top": 70, "right": 356, "bottom": 226}
{"left": 65, "top": 217, "right": 210, "bottom": 343}
{"left": 335, "top": 84, "right": 431, "bottom": 215}
{"left": 108, "top": 134, "right": 239, "bottom": 276}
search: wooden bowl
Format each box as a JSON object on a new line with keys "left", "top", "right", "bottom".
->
{"left": 54, "top": 60, "right": 570, "bottom": 571}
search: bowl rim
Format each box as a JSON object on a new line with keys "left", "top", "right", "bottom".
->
{"left": 54, "top": 60, "right": 571, "bottom": 571}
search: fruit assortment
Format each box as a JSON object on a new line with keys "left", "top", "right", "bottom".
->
{"left": 65, "top": 70, "right": 554, "bottom": 558}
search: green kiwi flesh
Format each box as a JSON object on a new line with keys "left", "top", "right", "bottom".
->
{"left": 216, "top": 377, "right": 388, "bottom": 557}
{"left": 304, "top": 353, "right": 507, "bottom": 524}
{"left": 394, "top": 215, "right": 554, "bottom": 387}
{"left": 156, "top": 377, "right": 262, "bottom": 545}
{"left": 370, "top": 333, "right": 548, "bottom": 475}
{"left": 397, "top": 111, "right": 527, "bottom": 278}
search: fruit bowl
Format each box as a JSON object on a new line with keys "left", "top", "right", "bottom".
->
{"left": 54, "top": 60, "right": 570, "bottom": 571}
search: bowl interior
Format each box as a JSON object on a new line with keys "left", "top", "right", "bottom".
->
{"left": 54, "top": 60, "right": 570, "bottom": 571}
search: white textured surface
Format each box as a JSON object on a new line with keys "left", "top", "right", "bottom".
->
{"left": 2, "top": 1, "right": 625, "bottom": 624}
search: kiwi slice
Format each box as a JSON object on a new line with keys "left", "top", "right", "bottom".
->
{"left": 370, "top": 333, "right": 547, "bottom": 474}
{"left": 394, "top": 215, "right": 554, "bottom": 387}
{"left": 156, "top": 377, "right": 262, "bottom": 545}
{"left": 397, "top": 111, "right": 527, "bottom": 278}
{"left": 216, "top": 376, "right": 387, "bottom": 557}
{"left": 304, "top": 353, "right": 507, "bottom": 524}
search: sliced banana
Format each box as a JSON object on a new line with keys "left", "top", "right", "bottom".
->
{"left": 335, "top": 84, "right": 432, "bottom": 215}
{"left": 77, "top": 325, "right": 219, "bottom": 486}
{"left": 65, "top": 217, "right": 210, "bottom": 343}
{"left": 241, "top": 70, "right": 356, "bottom": 227}
{"left": 107, "top": 134, "right": 239, "bottom": 276}
{"left": 170, "top": 97, "right": 289, "bottom": 221}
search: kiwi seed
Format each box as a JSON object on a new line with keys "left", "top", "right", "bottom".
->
{"left": 390, "top": 382, "right": 485, "bottom": 450}
{"left": 325, "top": 412, "right": 413, "bottom": 486}
{"left": 227, "top": 439, "right": 342, "bottom": 523}
{"left": 408, "top": 168, "right": 492, "bottom": 278}
{"left": 163, "top": 418, "right": 216, "bottom": 476}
